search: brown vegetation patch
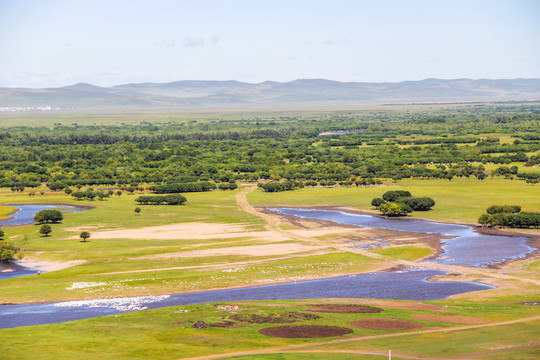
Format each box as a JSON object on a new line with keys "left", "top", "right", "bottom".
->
{"left": 209, "top": 321, "right": 236, "bottom": 328}
{"left": 410, "top": 314, "right": 491, "bottom": 324}
{"left": 229, "top": 312, "right": 320, "bottom": 324}
{"left": 350, "top": 318, "right": 423, "bottom": 330}
{"left": 259, "top": 325, "right": 353, "bottom": 338}
{"left": 308, "top": 304, "right": 383, "bottom": 313}
{"left": 356, "top": 299, "right": 445, "bottom": 311}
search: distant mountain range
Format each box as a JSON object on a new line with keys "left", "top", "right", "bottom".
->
{"left": 1, "top": 78, "right": 540, "bottom": 109}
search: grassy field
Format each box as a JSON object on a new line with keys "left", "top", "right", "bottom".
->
{"left": 0, "top": 204, "right": 17, "bottom": 221}
{"left": 0, "top": 299, "right": 538, "bottom": 360}
{"left": 1, "top": 178, "right": 539, "bottom": 359}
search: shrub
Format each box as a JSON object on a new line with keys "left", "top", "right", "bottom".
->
{"left": 378, "top": 202, "right": 412, "bottom": 217}
{"left": 371, "top": 198, "right": 386, "bottom": 207}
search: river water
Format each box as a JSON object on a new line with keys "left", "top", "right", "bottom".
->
{"left": 0, "top": 268, "right": 493, "bottom": 329}
{"left": 1, "top": 206, "right": 530, "bottom": 329}
{"left": 269, "top": 208, "right": 535, "bottom": 267}
{"left": 0, "top": 204, "right": 89, "bottom": 226}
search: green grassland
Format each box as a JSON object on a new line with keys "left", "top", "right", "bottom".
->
{"left": 0, "top": 299, "right": 538, "bottom": 360}
{"left": 1, "top": 177, "right": 539, "bottom": 359}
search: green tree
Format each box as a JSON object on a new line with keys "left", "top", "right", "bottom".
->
{"left": 0, "top": 229, "right": 4, "bottom": 240}
{"left": 40, "top": 224, "right": 52, "bottom": 237}
{"left": 34, "top": 209, "right": 63, "bottom": 224}
{"left": 0, "top": 241, "right": 19, "bottom": 262}
{"left": 134, "top": 207, "right": 141, "bottom": 215}
{"left": 79, "top": 231, "right": 91, "bottom": 242}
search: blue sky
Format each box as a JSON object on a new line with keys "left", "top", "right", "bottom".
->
{"left": 1, "top": 0, "right": 539, "bottom": 87}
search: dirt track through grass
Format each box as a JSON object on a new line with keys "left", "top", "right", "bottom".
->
{"left": 181, "top": 314, "right": 540, "bottom": 360}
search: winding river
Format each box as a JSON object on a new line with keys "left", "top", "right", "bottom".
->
{"left": 1, "top": 206, "right": 535, "bottom": 329}
{"left": 0, "top": 268, "right": 493, "bottom": 329}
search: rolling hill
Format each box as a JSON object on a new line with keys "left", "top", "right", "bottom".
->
{"left": 1, "top": 78, "right": 539, "bottom": 109}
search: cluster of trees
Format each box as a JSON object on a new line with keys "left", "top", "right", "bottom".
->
{"left": 148, "top": 182, "right": 216, "bottom": 193}
{"left": 33, "top": 209, "right": 63, "bottom": 224}
{"left": 70, "top": 189, "right": 116, "bottom": 200}
{"left": 478, "top": 205, "right": 540, "bottom": 228}
{"left": 135, "top": 194, "right": 187, "bottom": 205}
{"left": 257, "top": 181, "right": 305, "bottom": 192}
{"left": 372, "top": 190, "right": 435, "bottom": 216}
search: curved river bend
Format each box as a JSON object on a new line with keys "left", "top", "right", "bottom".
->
{"left": 0, "top": 204, "right": 88, "bottom": 227}
{"left": 270, "top": 208, "right": 536, "bottom": 267}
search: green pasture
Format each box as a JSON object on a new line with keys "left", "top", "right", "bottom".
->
{"left": 309, "top": 319, "right": 540, "bottom": 360}
{"left": 0, "top": 205, "right": 16, "bottom": 220}
{"left": 0, "top": 299, "right": 538, "bottom": 360}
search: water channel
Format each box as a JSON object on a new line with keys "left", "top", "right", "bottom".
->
{"left": 0, "top": 268, "right": 493, "bottom": 328}
{"left": 270, "top": 208, "right": 535, "bottom": 267}
{"left": 1, "top": 206, "right": 534, "bottom": 329}
{"left": 0, "top": 204, "right": 89, "bottom": 227}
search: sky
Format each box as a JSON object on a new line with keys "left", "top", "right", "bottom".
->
{"left": 1, "top": 0, "right": 539, "bottom": 88}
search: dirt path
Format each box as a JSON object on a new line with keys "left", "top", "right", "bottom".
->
{"left": 236, "top": 187, "right": 332, "bottom": 248}
{"left": 237, "top": 187, "right": 540, "bottom": 287}
{"left": 181, "top": 314, "right": 540, "bottom": 360}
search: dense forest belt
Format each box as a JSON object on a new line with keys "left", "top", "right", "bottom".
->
{"left": 0, "top": 107, "right": 539, "bottom": 190}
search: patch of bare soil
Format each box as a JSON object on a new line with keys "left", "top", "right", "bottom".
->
{"left": 410, "top": 314, "right": 491, "bottom": 324}
{"left": 208, "top": 321, "right": 236, "bottom": 328}
{"left": 229, "top": 312, "right": 320, "bottom": 324}
{"left": 308, "top": 304, "right": 383, "bottom": 313}
{"left": 259, "top": 325, "right": 353, "bottom": 338}
{"left": 350, "top": 318, "right": 424, "bottom": 330}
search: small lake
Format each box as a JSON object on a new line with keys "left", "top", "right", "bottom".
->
{"left": 0, "top": 204, "right": 89, "bottom": 226}
{"left": 0, "top": 268, "right": 493, "bottom": 329}
{"left": 269, "top": 208, "right": 536, "bottom": 267}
